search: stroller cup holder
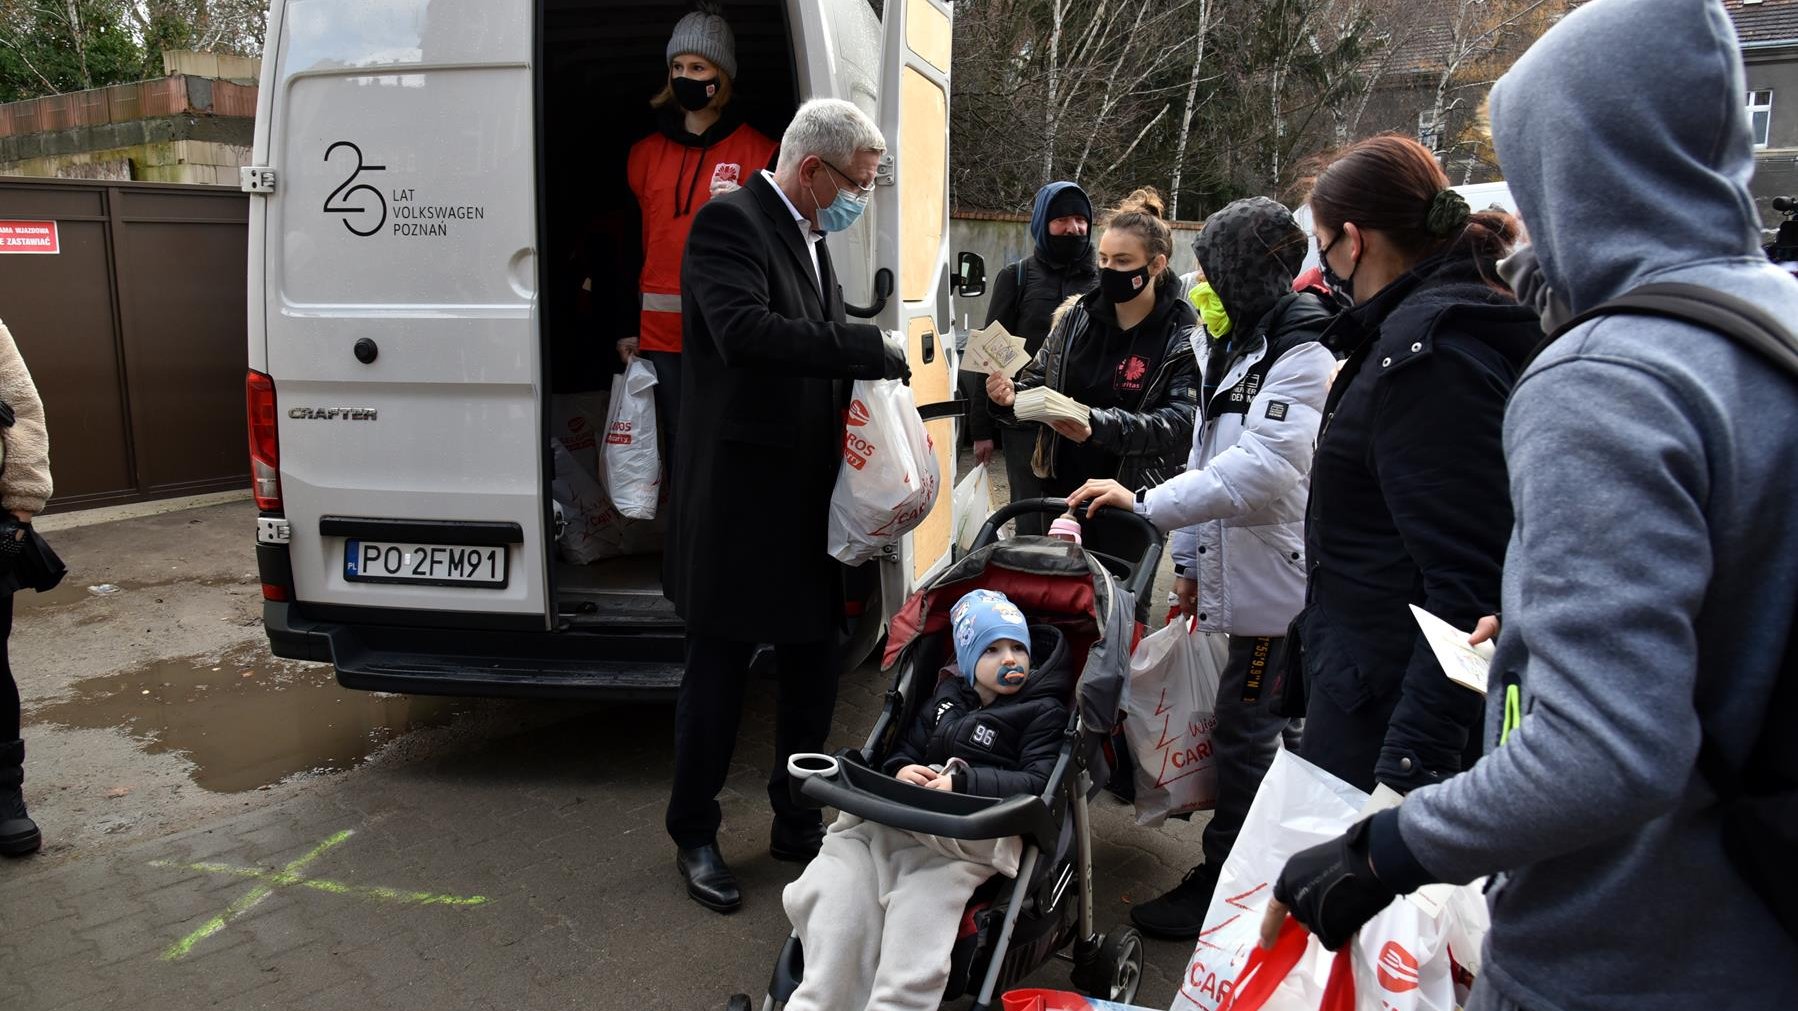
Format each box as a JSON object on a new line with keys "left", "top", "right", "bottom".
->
{"left": 791, "top": 750, "right": 1059, "bottom": 849}
{"left": 786, "top": 752, "right": 841, "bottom": 782}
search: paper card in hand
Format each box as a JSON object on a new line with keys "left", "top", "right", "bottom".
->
{"left": 1013, "top": 387, "right": 1090, "bottom": 425}
{"left": 1409, "top": 604, "right": 1492, "bottom": 695}
{"left": 959, "top": 321, "right": 1031, "bottom": 378}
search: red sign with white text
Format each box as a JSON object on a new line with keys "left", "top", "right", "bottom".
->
{"left": 0, "top": 220, "right": 59, "bottom": 254}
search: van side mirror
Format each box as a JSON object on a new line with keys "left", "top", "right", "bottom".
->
{"left": 956, "top": 252, "right": 987, "bottom": 298}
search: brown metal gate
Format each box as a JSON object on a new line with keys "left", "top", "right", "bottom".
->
{"left": 0, "top": 177, "right": 247, "bottom": 512}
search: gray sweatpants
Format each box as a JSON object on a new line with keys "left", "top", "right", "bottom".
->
{"left": 1201, "top": 635, "right": 1303, "bottom": 868}
{"left": 782, "top": 815, "right": 1022, "bottom": 1011}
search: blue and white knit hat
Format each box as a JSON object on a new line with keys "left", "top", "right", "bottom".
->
{"left": 949, "top": 590, "right": 1030, "bottom": 683}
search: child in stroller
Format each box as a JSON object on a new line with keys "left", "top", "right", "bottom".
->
{"left": 781, "top": 590, "right": 1072, "bottom": 1011}
{"left": 742, "top": 500, "right": 1160, "bottom": 1011}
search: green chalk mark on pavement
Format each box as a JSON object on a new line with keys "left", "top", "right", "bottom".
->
{"left": 151, "top": 859, "right": 490, "bottom": 907}
{"left": 154, "top": 828, "right": 486, "bottom": 961}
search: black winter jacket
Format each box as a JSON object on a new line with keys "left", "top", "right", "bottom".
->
{"left": 1300, "top": 253, "right": 1540, "bottom": 793}
{"left": 993, "top": 282, "right": 1199, "bottom": 492}
{"left": 883, "top": 625, "right": 1073, "bottom": 799}
{"left": 967, "top": 254, "right": 1102, "bottom": 442}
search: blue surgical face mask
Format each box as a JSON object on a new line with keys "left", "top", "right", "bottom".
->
{"left": 813, "top": 160, "right": 871, "bottom": 233}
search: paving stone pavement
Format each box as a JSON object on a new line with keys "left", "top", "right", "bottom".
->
{"left": 2, "top": 652, "right": 1212, "bottom": 1011}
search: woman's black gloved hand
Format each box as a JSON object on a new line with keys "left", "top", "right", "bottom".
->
{"left": 1268, "top": 817, "right": 1396, "bottom": 951}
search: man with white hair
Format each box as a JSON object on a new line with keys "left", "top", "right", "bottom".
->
{"left": 665, "top": 98, "right": 910, "bottom": 914}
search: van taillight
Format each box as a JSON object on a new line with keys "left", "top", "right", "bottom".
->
{"left": 247, "top": 370, "right": 282, "bottom": 512}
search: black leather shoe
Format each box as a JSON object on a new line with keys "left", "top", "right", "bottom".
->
{"left": 676, "top": 844, "right": 741, "bottom": 914}
{"left": 769, "top": 817, "right": 825, "bottom": 863}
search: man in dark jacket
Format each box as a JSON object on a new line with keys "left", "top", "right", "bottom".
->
{"left": 1268, "top": 3, "right": 1798, "bottom": 1007}
{"left": 667, "top": 98, "right": 910, "bottom": 915}
{"left": 971, "top": 182, "right": 1098, "bottom": 535}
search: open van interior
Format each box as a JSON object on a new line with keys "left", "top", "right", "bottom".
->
{"left": 538, "top": 0, "right": 804, "bottom": 628}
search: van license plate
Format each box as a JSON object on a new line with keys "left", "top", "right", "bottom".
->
{"left": 344, "top": 540, "right": 508, "bottom": 588}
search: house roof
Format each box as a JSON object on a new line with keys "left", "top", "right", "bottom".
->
{"left": 1724, "top": 0, "right": 1798, "bottom": 46}
{"left": 1373, "top": 1, "right": 1584, "bottom": 78}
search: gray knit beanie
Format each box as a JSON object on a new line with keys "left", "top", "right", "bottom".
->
{"left": 667, "top": 4, "right": 737, "bottom": 80}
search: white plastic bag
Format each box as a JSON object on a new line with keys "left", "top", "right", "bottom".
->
{"left": 826, "top": 379, "right": 942, "bottom": 565}
{"left": 1122, "top": 617, "right": 1229, "bottom": 826}
{"left": 552, "top": 439, "right": 624, "bottom": 564}
{"left": 1171, "top": 751, "right": 1489, "bottom": 1011}
{"left": 603, "top": 358, "right": 660, "bottom": 520}
{"left": 551, "top": 391, "right": 611, "bottom": 479}
{"left": 953, "top": 464, "right": 993, "bottom": 553}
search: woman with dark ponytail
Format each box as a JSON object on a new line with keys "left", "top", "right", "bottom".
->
{"left": 986, "top": 187, "right": 1198, "bottom": 561}
{"left": 1292, "top": 135, "right": 1540, "bottom": 795}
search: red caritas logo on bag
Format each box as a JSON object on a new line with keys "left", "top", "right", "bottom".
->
{"left": 606, "top": 420, "right": 633, "bottom": 445}
{"left": 847, "top": 400, "right": 871, "bottom": 427}
{"left": 1376, "top": 941, "right": 1420, "bottom": 993}
{"left": 843, "top": 430, "right": 876, "bottom": 471}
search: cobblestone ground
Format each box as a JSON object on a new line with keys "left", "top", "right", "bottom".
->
{"left": 2, "top": 487, "right": 1202, "bottom": 1011}
{"left": 2, "top": 666, "right": 1210, "bottom": 1011}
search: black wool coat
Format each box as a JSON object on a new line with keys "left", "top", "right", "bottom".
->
{"left": 671, "top": 172, "right": 890, "bottom": 644}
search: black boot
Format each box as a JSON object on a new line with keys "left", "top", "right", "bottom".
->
{"left": 1, "top": 738, "right": 41, "bottom": 857}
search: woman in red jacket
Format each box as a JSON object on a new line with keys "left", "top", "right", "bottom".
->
{"left": 617, "top": 4, "right": 778, "bottom": 461}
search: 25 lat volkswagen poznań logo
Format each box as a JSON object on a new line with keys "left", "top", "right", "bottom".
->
{"left": 323, "top": 141, "right": 386, "bottom": 237}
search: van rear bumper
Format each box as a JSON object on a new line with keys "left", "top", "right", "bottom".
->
{"left": 264, "top": 601, "right": 686, "bottom": 700}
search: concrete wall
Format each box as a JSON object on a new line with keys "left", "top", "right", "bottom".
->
{"left": 162, "top": 51, "right": 261, "bottom": 82}
{"left": 948, "top": 214, "right": 1202, "bottom": 329}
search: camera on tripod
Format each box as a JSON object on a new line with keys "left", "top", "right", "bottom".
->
{"left": 1768, "top": 196, "right": 1798, "bottom": 265}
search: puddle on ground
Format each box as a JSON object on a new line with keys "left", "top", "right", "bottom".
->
{"left": 26, "top": 643, "right": 471, "bottom": 793}
{"left": 22, "top": 580, "right": 105, "bottom": 609}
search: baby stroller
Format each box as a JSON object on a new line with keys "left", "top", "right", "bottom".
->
{"left": 745, "top": 498, "right": 1163, "bottom": 1011}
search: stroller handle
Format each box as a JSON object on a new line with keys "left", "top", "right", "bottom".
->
{"left": 973, "top": 498, "right": 1165, "bottom": 606}
{"left": 792, "top": 753, "right": 1059, "bottom": 847}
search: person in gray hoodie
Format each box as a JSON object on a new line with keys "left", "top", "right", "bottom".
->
{"left": 1262, "top": 1, "right": 1798, "bottom": 1007}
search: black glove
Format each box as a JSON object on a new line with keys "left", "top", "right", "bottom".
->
{"left": 1273, "top": 817, "right": 1396, "bottom": 951}
{"left": 881, "top": 336, "right": 912, "bottom": 382}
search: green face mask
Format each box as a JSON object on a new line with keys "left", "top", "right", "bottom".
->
{"left": 1189, "top": 281, "right": 1231, "bottom": 337}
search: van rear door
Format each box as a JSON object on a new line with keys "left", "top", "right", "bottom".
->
{"left": 874, "top": 0, "right": 957, "bottom": 593}
{"left": 259, "top": 0, "right": 548, "bottom": 626}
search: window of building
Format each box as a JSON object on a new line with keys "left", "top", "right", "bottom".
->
{"left": 1418, "top": 110, "right": 1441, "bottom": 151}
{"left": 1749, "top": 90, "right": 1773, "bottom": 148}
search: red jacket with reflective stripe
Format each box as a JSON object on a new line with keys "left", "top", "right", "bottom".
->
{"left": 627, "top": 118, "right": 778, "bottom": 353}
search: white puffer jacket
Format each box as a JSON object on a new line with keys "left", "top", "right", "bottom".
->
{"left": 1137, "top": 295, "right": 1335, "bottom": 636}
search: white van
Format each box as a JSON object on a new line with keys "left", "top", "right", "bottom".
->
{"left": 244, "top": 0, "right": 979, "bottom": 696}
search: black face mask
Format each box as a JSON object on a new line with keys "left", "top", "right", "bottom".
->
{"left": 1099, "top": 265, "right": 1153, "bottom": 304}
{"left": 1044, "top": 233, "right": 1087, "bottom": 263}
{"left": 671, "top": 75, "right": 719, "bottom": 112}
{"left": 1318, "top": 233, "right": 1358, "bottom": 306}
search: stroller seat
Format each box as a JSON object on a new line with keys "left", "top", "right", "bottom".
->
{"left": 752, "top": 501, "right": 1163, "bottom": 1011}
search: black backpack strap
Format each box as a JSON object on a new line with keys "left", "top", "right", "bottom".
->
{"left": 1531, "top": 282, "right": 1798, "bottom": 383}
